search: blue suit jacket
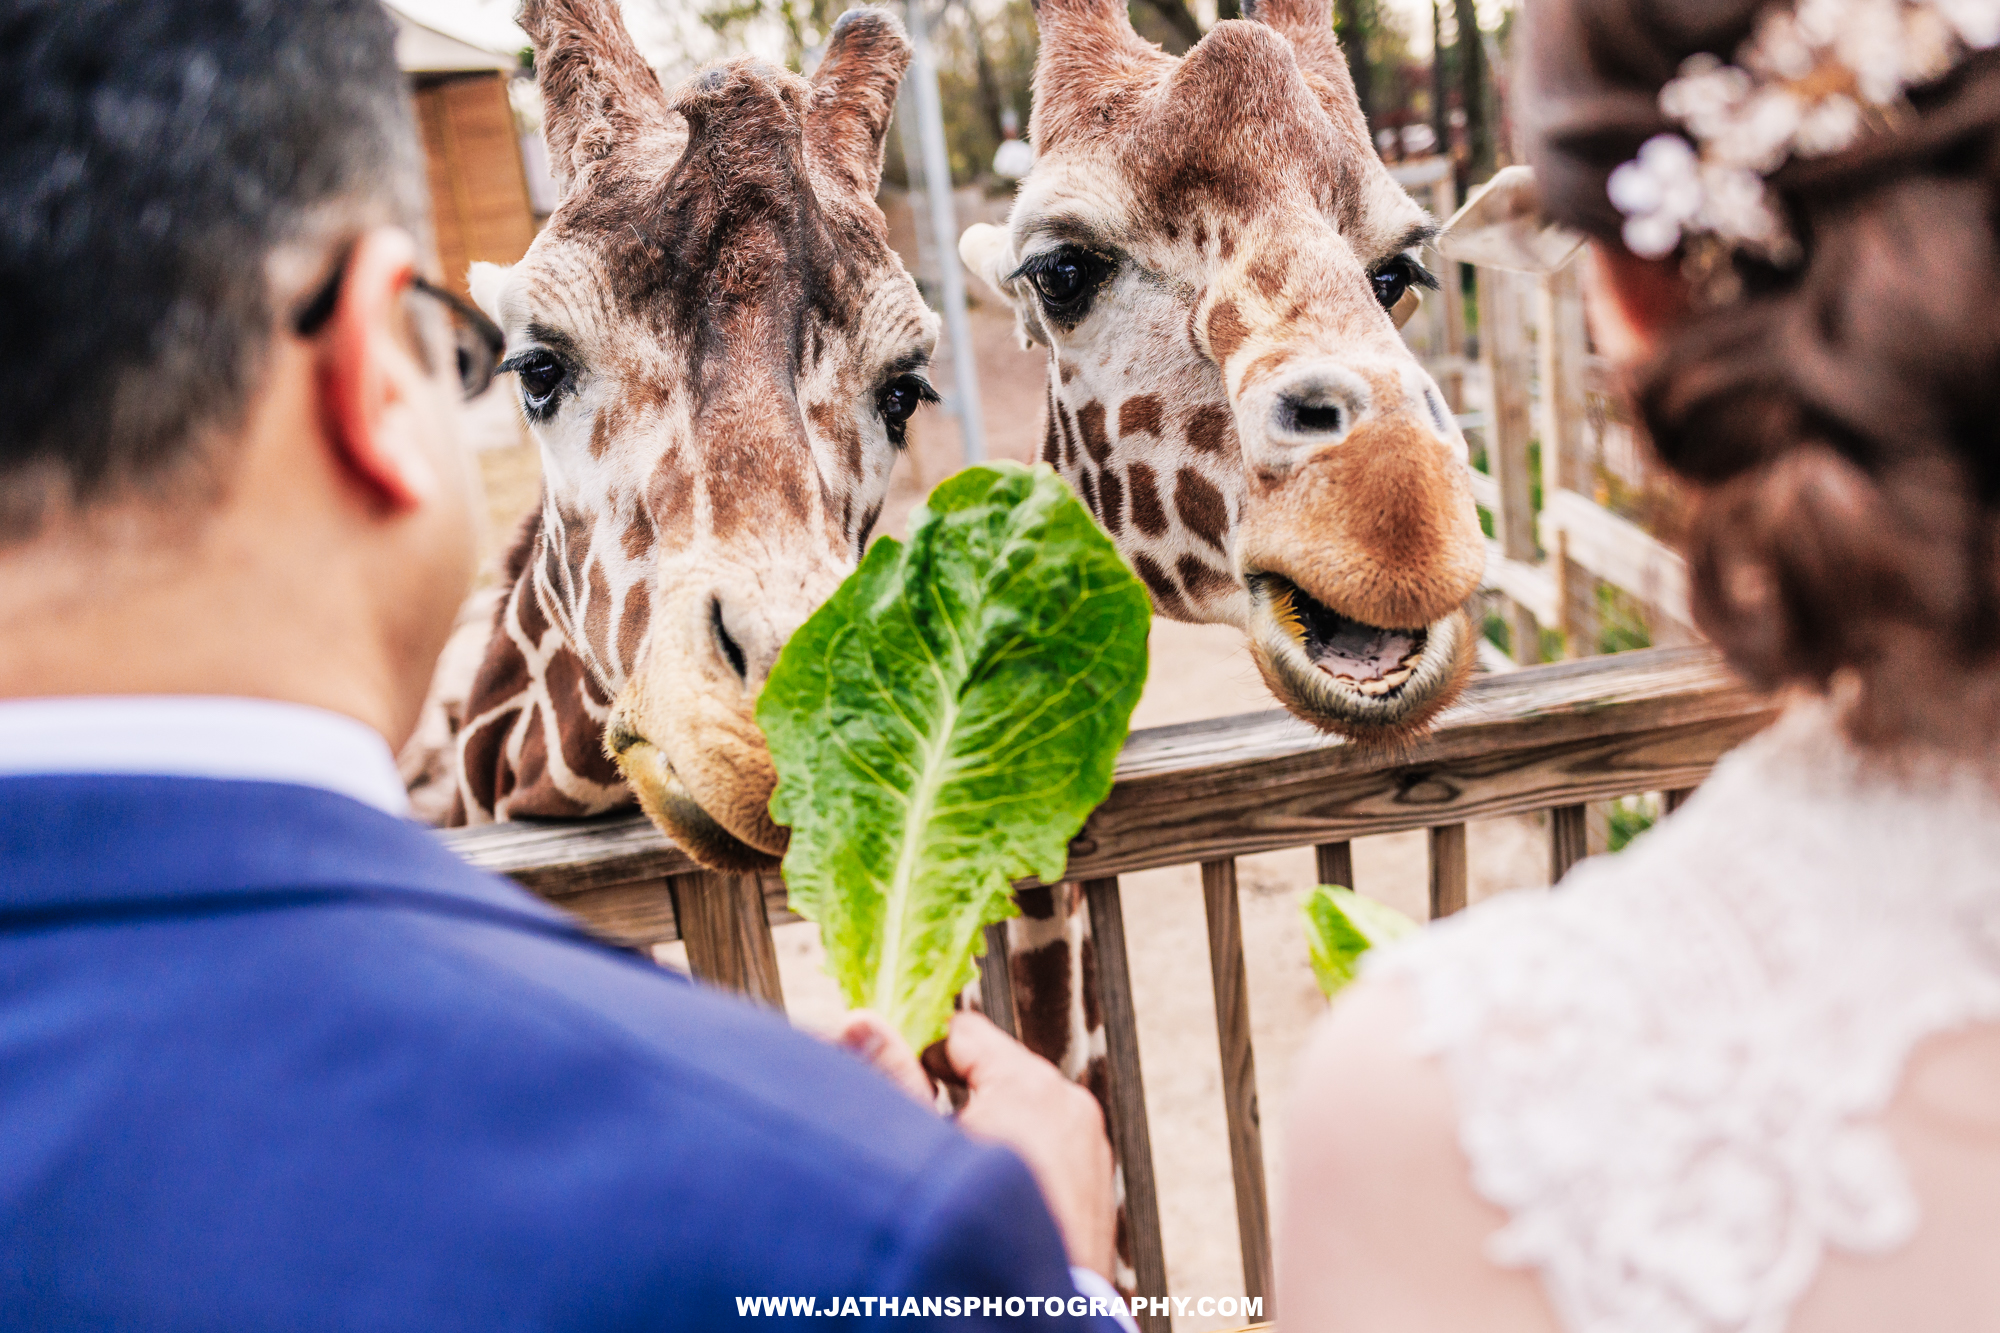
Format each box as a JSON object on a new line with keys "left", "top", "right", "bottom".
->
{"left": 0, "top": 776, "right": 1115, "bottom": 1331}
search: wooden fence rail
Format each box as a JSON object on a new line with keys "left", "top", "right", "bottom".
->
{"left": 438, "top": 646, "right": 1775, "bottom": 1330}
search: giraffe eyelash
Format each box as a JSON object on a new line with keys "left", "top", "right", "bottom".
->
{"left": 1379, "top": 252, "right": 1439, "bottom": 291}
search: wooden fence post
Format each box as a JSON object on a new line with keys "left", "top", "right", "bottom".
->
{"left": 1538, "top": 263, "right": 1598, "bottom": 659}
{"left": 1428, "top": 824, "right": 1469, "bottom": 918}
{"left": 1081, "top": 877, "right": 1170, "bottom": 1331}
{"left": 1479, "top": 266, "right": 1540, "bottom": 665}
{"left": 1314, "top": 841, "right": 1355, "bottom": 890}
{"left": 1549, "top": 804, "right": 1588, "bottom": 883}
{"left": 1199, "top": 858, "right": 1274, "bottom": 1309}
{"left": 976, "top": 922, "right": 1018, "bottom": 1040}
{"left": 1431, "top": 173, "right": 1466, "bottom": 411}
{"left": 668, "top": 871, "right": 785, "bottom": 1009}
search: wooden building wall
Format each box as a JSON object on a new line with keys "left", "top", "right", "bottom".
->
{"left": 412, "top": 71, "right": 537, "bottom": 296}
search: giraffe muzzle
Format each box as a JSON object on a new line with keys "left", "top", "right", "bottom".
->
{"left": 1234, "top": 412, "right": 1485, "bottom": 740}
{"left": 605, "top": 720, "right": 786, "bottom": 873}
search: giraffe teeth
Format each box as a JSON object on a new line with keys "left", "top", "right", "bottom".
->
{"left": 1268, "top": 584, "right": 1307, "bottom": 647}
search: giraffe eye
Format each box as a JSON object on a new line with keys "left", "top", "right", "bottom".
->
{"left": 500, "top": 349, "right": 569, "bottom": 419}
{"left": 876, "top": 373, "right": 939, "bottom": 448}
{"left": 1369, "top": 253, "right": 1438, "bottom": 312}
{"left": 1014, "top": 247, "right": 1113, "bottom": 323}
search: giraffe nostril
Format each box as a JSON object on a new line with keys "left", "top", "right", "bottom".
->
{"left": 1265, "top": 364, "right": 1371, "bottom": 447}
{"left": 710, "top": 597, "right": 748, "bottom": 681}
{"left": 1283, "top": 400, "right": 1347, "bottom": 437}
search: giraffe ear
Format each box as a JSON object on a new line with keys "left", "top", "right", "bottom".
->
{"left": 1435, "top": 166, "right": 1586, "bottom": 274}
{"left": 959, "top": 223, "right": 1047, "bottom": 350}
{"left": 468, "top": 261, "right": 513, "bottom": 327}
{"left": 807, "top": 7, "right": 911, "bottom": 198}
{"left": 520, "top": 0, "right": 676, "bottom": 202}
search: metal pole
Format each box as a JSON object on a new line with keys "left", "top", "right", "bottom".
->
{"left": 904, "top": 0, "right": 986, "bottom": 463}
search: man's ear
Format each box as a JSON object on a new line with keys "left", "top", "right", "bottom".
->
{"left": 316, "top": 226, "right": 442, "bottom": 512}
{"left": 960, "top": 223, "right": 1046, "bottom": 349}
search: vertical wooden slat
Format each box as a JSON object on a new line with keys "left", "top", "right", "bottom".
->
{"left": 1314, "top": 841, "right": 1355, "bottom": 889}
{"left": 976, "top": 921, "right": 1017, "bottom": 1040}
{"left": 1549, "top": 804, "right": 1588, "bottom": 884}
{"left": 1538, "top": 264, "right": 1597, "bottom": 660}
{"left": 1428, "top": 824, "right": 1468, "bottom": 918}
{"left": 1587, "top": 803, "right": 1613, "bottom": 856}
{"left": 1480, "top": 266, "right": 1541, "bottom": 665}
{"left": 1199, "top": 858, "right": 1274, "bottom": 1309}
{"left": 1080, "top": 877, "right": 1169, "bottom": 1332}
{"left": 1665, "top": 788, "right": 1695, "bottom": 814}
{"left": 668, "top": 871, "right": 784, "bottom": 1009}
{"left": 1431, "top": 174, "right": 1465, "bottom": 363}
{"left": 1537, "top": 263, "right": 1591, "bottom": 493}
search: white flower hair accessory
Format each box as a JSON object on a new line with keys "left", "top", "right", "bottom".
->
{"left": 1608, "top": 0, "right": 2000, "bottom": 265}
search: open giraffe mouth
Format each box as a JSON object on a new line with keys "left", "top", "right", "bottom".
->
{"left": 1244, "top": 572, "right": 1473, "bottom": 737}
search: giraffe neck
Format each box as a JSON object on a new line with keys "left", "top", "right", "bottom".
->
{"left": 450, "top": 510, "right": 631, "bottom": 825}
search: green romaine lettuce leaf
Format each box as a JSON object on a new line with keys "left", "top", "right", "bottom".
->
{"left": 758, "top": 463, "right": 1151, "bottom": 1049}
{"left": 1301, "top": 885, "right": 1420, "bottom": 998}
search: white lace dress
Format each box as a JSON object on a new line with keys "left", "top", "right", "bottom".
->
{"left": 1370, "top": 700, "right": 2000, "bottom": 1333}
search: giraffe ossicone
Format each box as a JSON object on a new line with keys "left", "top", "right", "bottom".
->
{"left": 962, "top": 0, "right": 1487, "bottom": 742}
{"left": 448, "top": 0, "right": 939, "bottom": 872}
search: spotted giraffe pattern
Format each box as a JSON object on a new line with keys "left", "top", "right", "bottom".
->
{"left": 446, "top": 0, "right": 938, "bottom": 875}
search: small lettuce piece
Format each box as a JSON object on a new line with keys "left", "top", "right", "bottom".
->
{"left": 1301, "top": 885, "right": 1421, "bottom": 998}
{"left": 759, "top": 463, "right": 1150, "bottom": 1049}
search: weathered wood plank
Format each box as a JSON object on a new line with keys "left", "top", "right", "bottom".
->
{"left": 1200, "top": 859, "right": 1273, "bottom": 1308}
{"left": 1480, "top": 265, "right": 1540, "bottom": 664}
{"left": 1070, "top": 651, "right": 1772, "bottom": 879}
{"left": 438, "top": 650, "right": 1776, "bottom": 939}
{"left": 1541, "top": 489, "right": 1691, "bottom": 628}
{"left": 1428, "top": 824, "right": 1468, "bottom": 917}
{"left": 1549, "top": 804, "right": 1588, "bottom": 884}
{"left": 1537, "top": 264, "right": 1591, "bottom": 497}
{"left": 1314, "top": 842, "right": 1354, "bottom": 890}
{"left": 977, "top": 922, "right": 1018, "bottom": 1040}
{"left": 1665, "top": 787, "right": 1695, "bottom": 814}
{"left": 440, "top": 813, "right": 704, "bottom": 900}
{"left": 1484, "top": 538, "right": 1560, "bottom": 625}
{"left": 671, "top": 872, "right": 784, "bottom": 1008}
{"left": 1082, "top": 877, "right": 1170, "bottom": 1332}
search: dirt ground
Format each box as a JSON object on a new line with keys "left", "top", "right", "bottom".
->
{"left": 452, "top": 195, "right": 1552, "bottom": 1326}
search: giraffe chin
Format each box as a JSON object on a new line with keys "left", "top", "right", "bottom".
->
{"left": 611, "top": 739, "right": 785, "bottom": 875}
{"left": 1244, "top": 573, "right": 1476, "bottom": 742}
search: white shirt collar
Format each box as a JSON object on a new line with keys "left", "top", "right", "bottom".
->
{"left": 0, "top": 695, "right": 410, "bottom": 817}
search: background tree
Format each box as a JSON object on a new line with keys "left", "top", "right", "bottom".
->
{"left": 1452, "top": 0, "right": 1492, "bottom": 183}
{"left": 1333, "top": 0, "right": 1374, "bottom": 129}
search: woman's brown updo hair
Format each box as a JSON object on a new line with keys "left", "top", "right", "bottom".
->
{"left": 1523, "top": 0, "right": 2000, "bottom": 746}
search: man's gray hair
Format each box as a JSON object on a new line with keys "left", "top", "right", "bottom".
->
{"left": 0, "top": 0, "right": 428, "bottom": 538}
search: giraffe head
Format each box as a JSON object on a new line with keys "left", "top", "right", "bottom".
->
{"left": 470, "top": 1, "right": 935, "bottom": 868}
{"left": 962, "top": 0, "right": 1483, "bottom": 740}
